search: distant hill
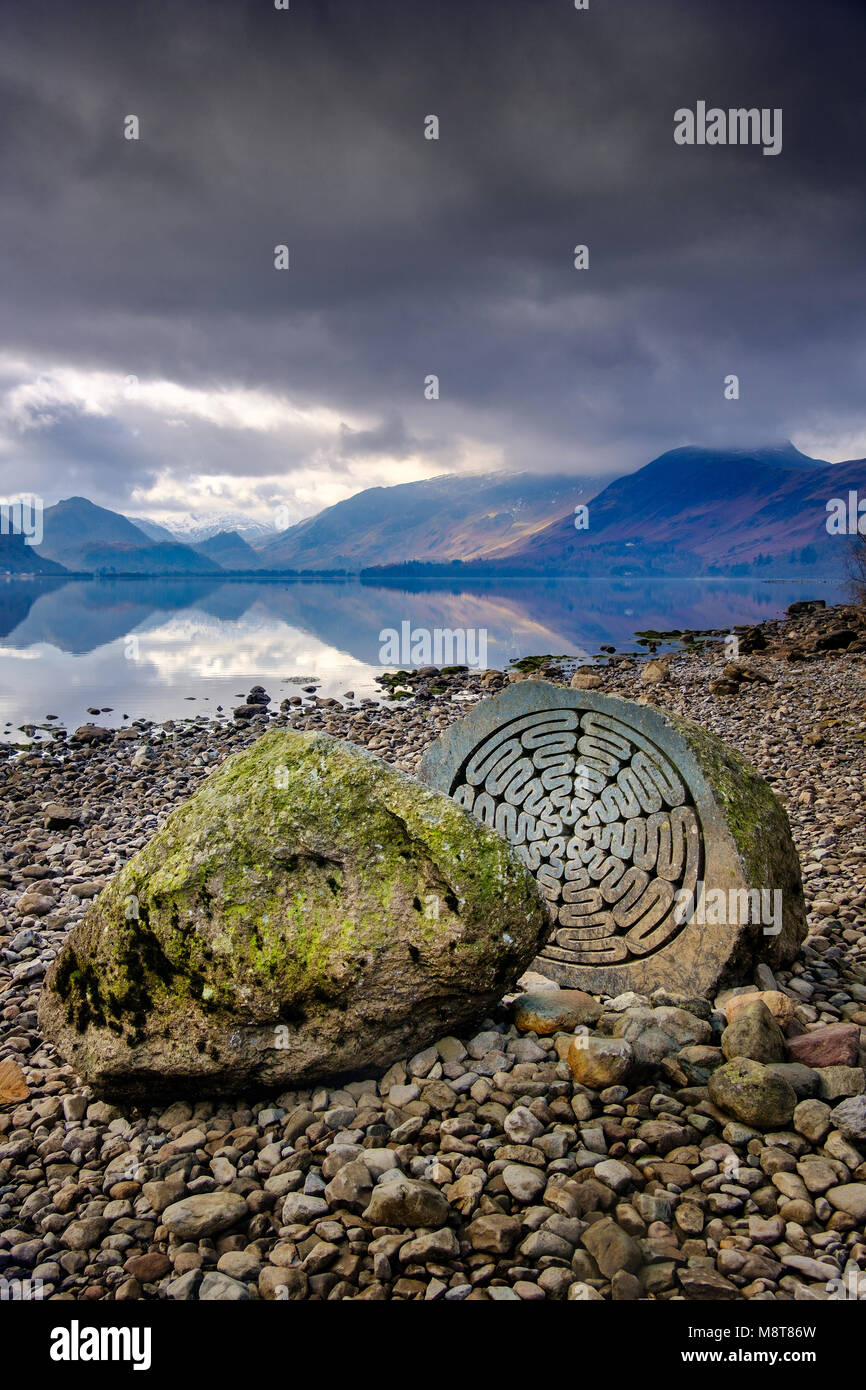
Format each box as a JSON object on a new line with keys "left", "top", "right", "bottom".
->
{"left": 192, "top": 529, "right": 262, "bottom": 570}
{"left": 37, "top": 496, "right": 151, "bottom": 566}
{"left": 127, "top": 516, "right": 178, "bottom": 543}
{"left": 256, "top": 471, "right": 608, "bottom": 570}
{"left": 384, "top": 444, "right": 863, "bottom": 578}
{"left": 65, "top": 541, "right": 223, "bottom": 575}
{"left": 34, "top": 498, "right": 222, "bottom": 574}
{"left": 0, "top": 530, "right": 68, "bottom": 575}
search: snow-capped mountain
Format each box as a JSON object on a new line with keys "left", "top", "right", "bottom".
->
{"left": 129, "top": 513, "right": 278, "bottom": 546}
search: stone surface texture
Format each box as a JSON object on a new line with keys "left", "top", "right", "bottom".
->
{"left": 39, "top": 730, "right": 549, "bottom": 1094}
{"left": 419, "top": 683, "right": 805, "bottom": 997}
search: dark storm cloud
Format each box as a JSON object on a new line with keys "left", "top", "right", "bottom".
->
{"left": 337, "top": 411, "right": 446, "bottom": 461}
{"left": 0, "top": 0, "right": 864, "bottom": 512}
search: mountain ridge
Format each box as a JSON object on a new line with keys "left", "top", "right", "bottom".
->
{"left": 362, "top": 446, "right": 864, "bottom": 579}
{"left": 256, "top": 470, "right": 608, "bottom": 570}
{"left": 34, "top": 498, "right": 222, "bottom": 575}
{"left": 13, "top": 444, "right": 865, "bottom": 579}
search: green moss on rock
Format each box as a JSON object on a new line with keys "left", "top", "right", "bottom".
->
{"left": 669, "top": 712, "right": 806, "bottom": 971}
{"left": 39, "top": 730, "right": 550, "bottom": 1096}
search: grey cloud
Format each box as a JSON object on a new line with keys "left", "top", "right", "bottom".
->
{"left": 0, "top": 0, "right": 864, "bottom": 512}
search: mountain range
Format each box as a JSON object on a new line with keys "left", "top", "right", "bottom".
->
{"left": 255, "top": 471, "right": 603, "bottom": 570}
{"left": 133, "top": 513, "right": 278, "bottom": 545}
{"left": 3, "top": 443, "right": 862, "bottom": 579}
{"left": 467, "top": 444, "right": 863, "bottom": 578}
{"left": 32, "top": 498, "right": 221, "bottom": 575}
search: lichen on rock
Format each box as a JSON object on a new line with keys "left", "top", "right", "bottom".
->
{"left": 419, "top": 683, "right": 807, "bottom": 998}
{"left": 39, "top": 729, "right": 550, "bottom": 1095}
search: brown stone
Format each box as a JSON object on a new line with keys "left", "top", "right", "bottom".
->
{"left": 721, "top": 1001, "right": 787, "bottom": 1063}
{"left": 70, "top": 724, "right": 113, "bottom": 744}
{"left": 259, "top": 1266, "right": 308, "bottom": 1300}
{"left": 786, "top": 1024, "right": 860, "bottom": 1069}
{"left": 466, "top": 1214, "right": 522, "bottom": 1255}
{"left": 570, "top": 670, "right": 603, "bottom": 690}
{"left": 514, "top": 989, "right": 602, "bottom": 1035}
{"left": 678, "top": 1268, "right": 740, "bottom": 1299}
{"left": 581, "top": 1217, "right": 642, "bottom": 1278}
{"left": 0, "top": 1058, "right": 29, "bottom": 1105}
{"left": 724, "top": 990, "right": 796, "bottom": 1030}
{"left": 124, "top": 1252, "right": 171, "bottom": 1282}
{"left": 16, "top": 888, "right": 55, "bottom": 917}
{"left": 567, "top": 1036, "right": 633, "bottom": 1089}
{"left": 708, "top": 1057, "right": 797, "bottom": 1130}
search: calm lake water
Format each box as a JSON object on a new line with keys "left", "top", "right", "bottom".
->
{"left": 0, "top": 573, "right": 848, "bottom": 741}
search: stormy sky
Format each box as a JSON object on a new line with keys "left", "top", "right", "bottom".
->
{"left": 1, "top": 0, "right": 864, "bottom": 526}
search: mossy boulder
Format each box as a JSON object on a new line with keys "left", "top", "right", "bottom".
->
{"left": 38, "top": 730, "right": 550, "bottom": 1096}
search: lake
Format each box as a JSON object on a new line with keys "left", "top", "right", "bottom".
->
{"left": 0, "top": 573, "right": 848, "bottom": 741}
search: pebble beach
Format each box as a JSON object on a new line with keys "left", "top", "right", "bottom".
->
{"left": 2, "top": 599, "right": 865, "bottom": 1303}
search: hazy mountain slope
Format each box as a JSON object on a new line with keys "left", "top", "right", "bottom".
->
{"left": 37, "top": 497, "right": 152, "bottom": 565}
{"left": 193, "top": 530, "right": 262, "bottom": 570}
{"left": 67, "top": 542, "right": 222, "bottom": 575}
{"left": 488, "top": 445, "right": 864, "bottom": 574}
{"left": 0, "top": 532, "right": 68, "bottom": 575}
{"left": 127, "top": 517, "right": 178, "bottom": 543}
{"left": 256, "top": 472, "right": 608, "bottom": 570}
{"left": 35, "top": 498, "right": 222, "bottom": 574}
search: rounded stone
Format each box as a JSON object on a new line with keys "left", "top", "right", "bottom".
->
{"left": 161, "top": 1192, "right": 248, "bottom": 1241}
{"left": 567, "top": 1035, "right": 634, "bottom": 1089}
{"left": 323, "top": 1159, "right": 373, "bottom": 1212}
{"left": 612, "top": 1005, "right": 712, "bottom": 1065}
{"left": 501, "top": 1163, "right": 547, "bottom": 1203}
{"left": 124, "top": 1252, "right": 171, "bottom": 1282}
{"left": 16, "top": 890, "right": 55, "bottom": 918}
{"left": 786, "top": 1024, "right": 861, "bottom": 1069}
{"left": 503, "top": 1105, "right": 544, "bottom": 1145}
{"left": 793, "top": 1098, "right": 832, "bottom": 1143}
{"left": 0, "top": 1058, "right": 29, "bottom": 1105}
{"left": 568, "top": 1281, "right": 604, "bottom": 1300}
{"left": 581, "top": 1216, "right": 642, "bottom": 1278}
{"left": 708, "top": 1057, "right": 797, "bottom": 1130}
{"left": 60, "top": 1217, "right": 109, "bottom": 1250}
{"left": 198, "top": 1272, "right": 251, "bottom": 1301}
{"left": 418, "top": 684, "right": 806, "bottom": 998}
{"left": 259, "top": 1266, "right": 308, "bottom": 1300}
{"left": 217, "top": 1250, "right": 262, "bottom": 1281}
{"left": 512, "top": 989, "right": 602, "bottom": 1035}
{"left": 825, "top": 1184, "right": 866, "bottom": 1222}
{"left": 466, "top": 1214, "right": 522, "bottom": 1254}
{"left": 362, "top": 1177, "right": 451, "bottom": 1229}
{"left": 38, "top": 729, "right": 549, "bottom": 1094}
{"left": 123, "top": 1251, "right": 171, "bottom": 1278}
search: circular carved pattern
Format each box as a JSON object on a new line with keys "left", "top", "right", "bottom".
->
{"left": 449, "top": 708, "right": 703, "bottom": 965}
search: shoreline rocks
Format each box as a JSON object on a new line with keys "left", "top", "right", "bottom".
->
{"left": 38, "top": 730, "right": 549, "bottom": 1096}
{"left": 1, "top": 598, "right": 864, "bottom": 1303}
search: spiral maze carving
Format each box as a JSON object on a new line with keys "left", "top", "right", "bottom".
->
{"left": 450, "top": 709, "right": 703, "bottom": 965}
